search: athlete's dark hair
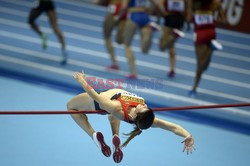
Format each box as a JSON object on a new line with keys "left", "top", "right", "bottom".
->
{"left": 121, "top": 108, "right": 155, "bottom": 148}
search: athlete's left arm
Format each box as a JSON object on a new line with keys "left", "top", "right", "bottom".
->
{"left": 152, "top": 117, "right": 195, "bottom": 154}
{"left": 73, "top": 71, "right": 121, "bottom": 113}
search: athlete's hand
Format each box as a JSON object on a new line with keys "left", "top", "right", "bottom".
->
{"left": 73, "top": 70, "right": 86, "bottom": 83}
{"left": 181, "top": 135, "right": 195, "bottom": 155}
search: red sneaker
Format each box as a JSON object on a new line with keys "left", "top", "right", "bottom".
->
{"left": 93, "top": 132, "right": 111, "bottom": 157}
{"left": 126, "top": 74, "right": 137, "bottom": 79}
{"left": 168, "top": 70, "right": 175, "bottom": 78}
{"left": 107, "top": 64, "right": 119, "bottom": 70}
{"left": 112, "top": 135, "right": 123, "bottom": 163}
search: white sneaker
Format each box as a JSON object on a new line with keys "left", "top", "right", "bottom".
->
{"left": 149, "top": 22, "right": 162, "bottom": 31}
{"left": 211, "top": 40, "right": 223, "bottom": 50}
{"left": 173, "top": 28, "right": 185, "bottom": 38}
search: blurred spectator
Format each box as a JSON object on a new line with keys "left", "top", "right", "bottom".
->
{"left": 28, "top": 0, "right": 67, "bottom": 64}
{"left": 189, "top": 0, "right": 226, "bottom": 96}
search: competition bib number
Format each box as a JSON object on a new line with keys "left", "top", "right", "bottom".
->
{"left": 194, "top": 14, "right": 213, "bottom": 25}
{"left": 121, "top": 92, "right": 145, "bottom": 104}
{"left": 168, "top": 0, "right": 185, "bottom": 12}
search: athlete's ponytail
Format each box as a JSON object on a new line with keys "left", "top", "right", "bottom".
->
{"left": 121, "top": 127, "right": 142, "bottom": 148}
{"left": 121, "top": 108, "right": 155, "bottom": 148}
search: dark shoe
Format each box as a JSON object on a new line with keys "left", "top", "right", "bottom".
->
{"left": 61, "top": 50, "right": 68, "bottom": 65}
{"left": 188, "top": 90, "right": 197, "bottom": 97}
{"left": 168, "top": 70, "right": 175, "bottom": 78}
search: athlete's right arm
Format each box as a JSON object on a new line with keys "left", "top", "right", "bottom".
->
{"left": 73, "top": 71, "right": 120, "bottom": 113}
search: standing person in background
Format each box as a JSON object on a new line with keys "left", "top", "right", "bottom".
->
{"left": 117, "top": 0, "right": 161, "bottom": 79}
{"left": 28, "top": 0, "right": 68, "bottom": 64}
{"left": 157, "top": 0, "right": 192, "bottom": 78}
{"left": 189, "top": 0, "right": 226, "bottom": 96}
{"left": 103, "top": 0, "right": 127, "bottom": 70}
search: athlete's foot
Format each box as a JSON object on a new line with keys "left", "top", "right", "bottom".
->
{"left": 126, "top": 74, "right": 137, "bottom": 80}
{"left": 41, "top": 33, "right": 47, "bottom": 49}
{"left": 168, "top": 70, "right": 175, "bottom": 78}
{"left": 149, "top": 22, "right": 162, "bottom": 31}
{"left": 107, "top": 64, "right": 119, "bottom": 70}
{"left": 210, "top": 40, "right": 223, "bottom": 50}
{"left": 188, "top": 89, "right": 197, "bottom": 97}
{"left": 112, "top": 135, "right": 123, "bottom": 163}
{"left": 61, "top": 50, "right": 68, "bottom": 65}
{"left": 173, "top": 28, "right": 185, "bottom": 38}
{"left": 93, "top": 132, "right": 111, "bottom": 157}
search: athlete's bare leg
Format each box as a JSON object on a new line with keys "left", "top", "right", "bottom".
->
{"left": 47, "top": 10, "right": 65, "bottom": 50}
{"left": 141, "top": 26, "right": 153, "bottom": 53}
{"left": 192, "top": 43, "right": 212, "bottom": 92}
{"left": 67, "top": 93, "right": 95, "bottom": 138}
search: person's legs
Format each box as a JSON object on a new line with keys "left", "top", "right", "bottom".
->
{"left": 116, "top": 20, "right": 126, "bottom": 45}
{"left": 103, "top": 13, "right": 118, "bottom": 68}
{"left": 191, "top": 43, "right": 212, "bottom": 93}
{"left": 47, "top": 9, "right": 67, "bottom": 64}
{"left": 141, "top": 26, "right": 153, "bottom": 54}
{"left": 67, "top": 93, "right": 96, "bottom": 137}
{"left": 159, "top": 26, "right": 177, "bottom": 77}
{"left": 47, "top": 10, "right": 65, "bottom": 50}
{"left": 28, "top": 8, "right": 47, "bottom": 49}
{"left": 123, "top": 20, "right": 138, "bottom": 78}
{"left": 168, "top": 46, "right": 176, "bottom": 77}
{"left": 108, "top": 114, "right": 120, "bottom": 136}
{"left": 67, "top": 93, "right": 111, "bottom": 157}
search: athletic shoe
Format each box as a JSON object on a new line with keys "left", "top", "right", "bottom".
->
{"left": 173, "top": 28, "right": 185, "bottom": 38}
{"left": 107, "top": 64, "right": 119, "bottom": 70}
{"left": 188, "top": 90, "right": 197, "bottom": 97}
{"left": 61, "top": 50, "right": 68, "bottom": 65}
{"left": 168, "top": 70, "right": 175, "bottom": 78}
{"left": 112, "top": 135, "right": 123, "bottom": 163}
{"left": 41, "top": 33, "right": 47, "bottom": 49}
{"left": 93, "top": 132, "right": 111, "bottom": 157}
{"left": 149, "top": 22, "right": 162, "bottom": 31}
{"left": 126, "top": 74, "right": 137, "bottom": 80}
{"left": 210, "top": 40, "right": 223, "bottom": 50}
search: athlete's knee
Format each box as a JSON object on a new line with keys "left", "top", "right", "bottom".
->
{"left": 67, "top": 100, "right": 75, "bottom": 111}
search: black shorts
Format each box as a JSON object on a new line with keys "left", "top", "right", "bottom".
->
{"left": 93, "top": 90, "right": 121, "bottom": 113}
{"left": 35, "top": 0, "right": 55, "bottom": 12}
{"left": 93, "top": 90, "right": 114, "bottom": 113}
{"left": 164, "top": 13, "right": 184, "bottom": 29}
